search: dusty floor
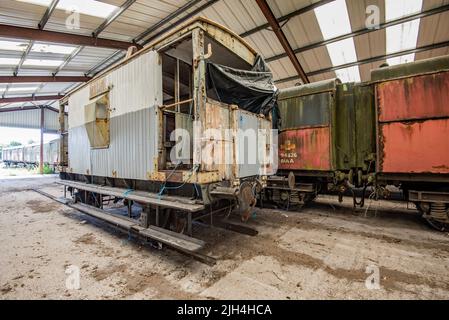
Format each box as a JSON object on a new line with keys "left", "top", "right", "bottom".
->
{"left": 1, "top": 175, "right": 449, "bottom": 300}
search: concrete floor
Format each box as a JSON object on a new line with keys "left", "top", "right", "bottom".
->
{"left": 1, "top": 174, "right": 449, "bottom": 300}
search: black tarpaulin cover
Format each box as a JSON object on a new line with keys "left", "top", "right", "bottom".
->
{"left": 206, "top": 55, "right": 279, "bottom": 116}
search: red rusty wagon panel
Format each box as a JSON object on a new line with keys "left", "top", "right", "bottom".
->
{"left": 379, "top": 119, "right": 449, "bottom": 174}
{"left": 279, "top": 127, "right": 331, "bottom": 171}
{"left": 375, "top": 58, "right": 449, "bottom": 175}
{"left": 377, "top": 71, "right": 449, "bottom": 122}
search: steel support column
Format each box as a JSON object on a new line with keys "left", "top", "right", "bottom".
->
{"left": 59, "top": 101, "right": 66, "bottom": 167}
{"left": 40, "top": 107, "right": 45, "bottom": 175}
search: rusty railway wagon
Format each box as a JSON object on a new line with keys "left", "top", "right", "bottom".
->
{"left": 53, "top": 18, "right": 277, "bottom": 263}
{"left": 265, "top": 78, "right": 375, "bottom": 208}
{"left": 2, "top": 139, "right": 60, "bottom": 169}
{"left": 265, "top": 54, "right": 449, "bottom": 231}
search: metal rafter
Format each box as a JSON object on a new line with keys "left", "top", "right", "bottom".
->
{"left": 266, "top": 4, "right": 449, "bottom": 63}
{"left": 0, "top": 24, "right": 138, "bottom": 50}
{"left": 255, "top": 0, "right": 309, "bottom": 83}
{"left": 53, "top": 46, "right": 85, "bottom": 76}
{"left": 2, "top": 84, "right": 10, "bottom": 99}
{"left": 140, "top": 0, "right": 220, "bottom": 45}
{"left": 0, "top": 76, "right": 91, "bottom": 83}
{"left": 87, "top": 0, "right": 220, "bottom": 77}
{"left": 92, "top": 0, "right": 137, "bottom": 38}
{"left": 0, "top": 105, "right": 44, "bottom": 112}
{"left": 241, "top": 0, "right": 333, "bottom": 38}
{"left": 0, "top": 105, "right": 63, "bottom": 113}
{"left": 38, "top": 0, "right": 59, "bottom": 30}
{"left": 14, "top": 1, "right": 57, "bottom": 77}
{"left": 276, "top": 40, "right": 449, "bottom": 84}
{"left": 0, "top": 95, "right": 64, "bottom": 104}
{"left": 57, "top": 0, "right": 138, "bottom": 78}
{"left": 85, "top": 50, "right": 124, "bottom": 76}
{"left": 13, "top": 40, "right": 33, "bottom": 76}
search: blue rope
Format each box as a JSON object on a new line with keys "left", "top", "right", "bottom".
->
{"left": 158, "top": 164, "right": 199, "bottom": 199}
{"left": 123, "top": 189, "right": 134, "bottom": 197}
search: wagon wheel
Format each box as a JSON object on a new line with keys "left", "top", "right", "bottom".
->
{"left": 239, "top": 182, "right": 257, "bottom": 222}
{"left": 277, "top": 190, "right": 292, "bottom": 211}
{"left": 426, "top": 218, "right": 448, "bottom": 232}
{"left": 415, "top": 202, "right": 449, "bottom": 232}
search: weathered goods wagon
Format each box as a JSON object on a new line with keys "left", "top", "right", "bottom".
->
{"left": 57, "top": 18, "right": 277, "bottom": 260}
{"left": 266, "top": 79, "right": 376, "bottom": 208}
{"left": 372, "top": 55, "right": 449, "bottom": 230}
{"left": 266, "top": 54, "right": 449, "bottom": 231}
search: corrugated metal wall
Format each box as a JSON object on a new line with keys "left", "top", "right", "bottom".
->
{"left": 0, "top": 108, "right": 67, "bottom": 133}
{"left": 67, "top": 51, "right": 162, "bottom": 180}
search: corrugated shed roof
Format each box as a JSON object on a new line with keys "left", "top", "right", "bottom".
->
{"left": 0, "top": 0, "right": 448, "bottom": 113}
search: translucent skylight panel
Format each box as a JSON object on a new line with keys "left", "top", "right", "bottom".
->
{"left": 387, "top": 53, "right": 415, "bottom": 66}
{"left": 31, "top": 43, "right": 77, "bottom": 55}
{"left": 0, "top": 40, "right": 28, "bottom": 52}
{"left": 335, "top": 66, "right": 361, "bottom": 83}
{"left": 8, "top": 86, "right": 40, "bottom": 92}
{"left": 314, "top": 0, "right": 352, "bottom": 40}
{"left": 386, "top": 19, "right": 420, "bottom": 54}
{"left": 23, "top": 59, "right": 64, "bottom": 67}
{"left": 17, "top": 0, "right": 51, "bottom": 6}
{"left": 315, "top": 0, "right": 361, "bottom": 83}
{"left": 57, "top": 0, "right": 117, "bottom": 18}
{"left": 17, "top": 0, "right": 118, "bottom": 18}
{"left": 384, "top": 0, "right": 422, "bottom": 66}
{"left": 326, "top": 38, "right": 361, "bottom": 83}
{"left": 0, "top": 58, "right": 20, "bottom": 65}
{"left": 385, "top": 0, "right": 423, "bottom": 21}
{"left": 326, "top": 38, "right": 358, "bottom": 66}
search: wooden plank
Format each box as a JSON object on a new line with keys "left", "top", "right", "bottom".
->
{"left": 59, "top": 180, "right": 198, "bottom": 205}
{"left": 70, "top": 203, "right": 205, "bottom": 252}
{"left": 70, "top": 203, "right": 137, "bottom": 229}
{"left": 134, "top": 225, "right": 205, "bottom": 252}
{"left": 58, "top": 180, "right": 204, "bottom": 212}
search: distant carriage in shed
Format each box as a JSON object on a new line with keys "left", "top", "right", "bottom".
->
{"left": 57, "top": 18, "right": 278, "bottom": 261}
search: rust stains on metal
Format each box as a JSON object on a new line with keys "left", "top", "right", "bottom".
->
{"left": 376, "top": 69, "right": 449, "bottom": 174}
{"left": 379, "top": 119, "right": 449, "bottom": 174}
{"left": 279, "top": 128, "right": 331, "bottom": 171}
{"left": 378, "top": 72, "right": 449, "bottom": 122}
